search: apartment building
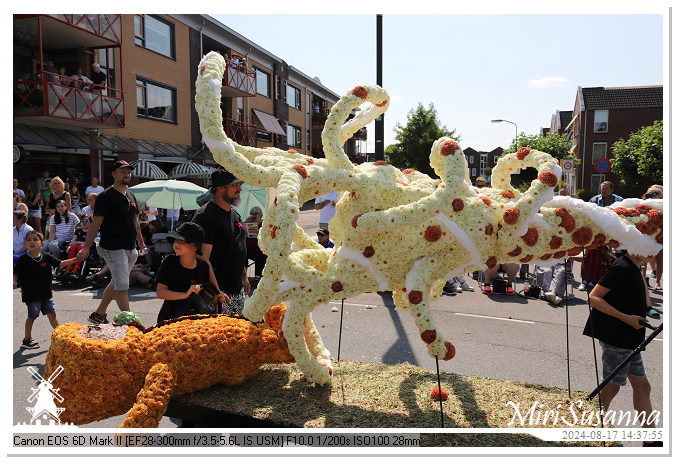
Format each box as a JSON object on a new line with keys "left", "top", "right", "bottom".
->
{"left": 13, "top": 14, "right": 366, "bottom": 189}
{"left": 568, "top": 85, "right": 662, "bottom": 191}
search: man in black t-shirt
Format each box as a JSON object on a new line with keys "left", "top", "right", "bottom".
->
{"left": 77, "top": 160, "right": 147, "bottom": 324}
{"left": 583, "top": 251, "right": 657, "bottom": 429}
{"left": 193, "top": 169, "right": 249, "bottom": 315}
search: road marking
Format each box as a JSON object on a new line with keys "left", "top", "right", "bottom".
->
{"left": 454, "top": 312, "right": 535, "bottom": 324}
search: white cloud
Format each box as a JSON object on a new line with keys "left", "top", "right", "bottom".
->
{"left": 527, "top": 77, "right": 569, "bottom": 88}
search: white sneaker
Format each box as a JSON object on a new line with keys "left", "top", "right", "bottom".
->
{"left": 460, "top": 282, "right": 474, "bottom": 292}
{"left": 452, "top": 284, "right": 463, "bottom": 293}
{"left": 545, "top": 291, "right": 563, "bottom": 305}
{"left": 577, "top": 283, "right": 586, "bottom": 291}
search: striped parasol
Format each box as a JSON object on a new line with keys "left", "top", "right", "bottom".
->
{"left": 169, "top": 162, "right": 216, "bottom": 179}
{"left": 130, "top": 160, "right": 168, "bottom": 180}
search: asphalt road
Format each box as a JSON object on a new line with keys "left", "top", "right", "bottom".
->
{"left": 13, "top": 204, "right": 665, "bottom": 436}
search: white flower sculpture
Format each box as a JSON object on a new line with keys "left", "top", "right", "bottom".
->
{"left": 196, "top": 52, "right": 663, "bottom": 385}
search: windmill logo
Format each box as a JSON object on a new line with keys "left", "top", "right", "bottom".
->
{"left": 25, "top": 366, "right": 66, "bottom": 425}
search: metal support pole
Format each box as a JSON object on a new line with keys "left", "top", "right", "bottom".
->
{"left": 375, "top": 14, "right": 384, "bottom": 161}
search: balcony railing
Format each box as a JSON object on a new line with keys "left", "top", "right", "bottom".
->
{"left": 14, "top": 72, "right": 124, "bottom": 128}
{"left": 224, "top": 58, "right": 256, "bottom": 96}
{"left": 224, "top": 118, "right": 256, "bottom": 147}
{"left": 46, "top": 14, "right": 122, "bottom": 43}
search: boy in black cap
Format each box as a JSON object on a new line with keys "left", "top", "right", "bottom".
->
{"left": 316, "top": 228, "right": 334, "bottom": 248}
{"left": 155, "top": 222, "right": 229, "bottom": 322}
{"left": 192, "top": 169, "right": 249, "bottom": 315}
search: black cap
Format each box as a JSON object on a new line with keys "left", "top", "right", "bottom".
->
{"left": 167, "top": 222, "right": 205, "bottom": 250}
{"left": 316, "top": 228, "right": 330, "bottom": 235}
{"left": 209, "top": 169, "right": 241, "bottom": 191}
{"left": 112, "top": 160, "right": 131, "bottom": 171}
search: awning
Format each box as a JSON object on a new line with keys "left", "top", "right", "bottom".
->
{"left": 13, "top": 124, "right": 196, "bottom": 158}
{"left": 251, "top": 109, "right": 286, "bottom": 136}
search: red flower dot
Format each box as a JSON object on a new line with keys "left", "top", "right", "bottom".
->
{"left": 520, "top": 255, "right": 533, "bottom": 263}
{"left": 646, "top": 210, "right": 662, "bottom": 226}
{"left": 485, "top": 224, "right": 494, "bottom": 235}
{"left": 408, "top": 291, "right": 423, "bottom": 305}
{"left": 553, "top": 251, "right": 567, "bottom": 259}
{"left": 274, "top": 197, "right": 278, "bottom": 206}
{"left": 486, "top": 257, "right": 498, "bottom": 269}
{"left": 452, "top": 198, "right": 465, "bottom": 212}
{"left": 521, "top": 228, "right": 539, "bottom": 247}
{"left": 287, "top": 148, "right": 298, "bottom": 153}
{"left": 568, "top": 247, "right": 581, "bottom": 256}
{"left": 555, "top": 208, "right": 569, "bottom": 218}
{"left": 363, "top": 246, "right": 375, "bottom": 258}
{"left": 503, "top": 208, "right": 519, "bottom": 225}
{"left": 636, "top": 204, "right": 652, "bottom": 214}
{"left": 592, "top": 233, "right": 606, "bottom": 247}
{"left": 516, "top": 147, "right": 531, "bottom": 160}
{"left": 608, "top": 240, "right": 620, "bottom": 248}
{"left": 636, "top": 221, "right": 650, "bottom": 235}
{"left": 374, "top": 160, "right": 388, "bottom": 166}
{"left": 443, "top": 341, "right": 456, "bottom": 361}
{"left": 501, "top": 190, "right": 515, "bottom": 199}
{"left": 572, "top": 227, "right": 593, "bottom": 246}
{"left": 539, "top": 253, "right": 553, "bottom": 260}
{"left": 292, "top": 164, "right": 308, "bottom": 179}
{"left": 538, "top": 171, "right": 559, "bottom": 187}
{"left": 656, "top": 232, "right": 663, "bottom": 244}
{"left": 270, "top": 225, "right": 277, "bottom": 238}
{"left": 480, "top": 197, "right": 491, "bottom": 206}
{"left": 351, "top": 86, "right": 368, "bottom": 99}
{"left": 424, "top": 226, "right": 442, "bottom": 242}
{"left": 420, "top": 329, "right": 436, "bottom": 344}
{"left": 560, "top": 215, "right": 576, "bottom": 232}
{"left": 376, "top": 99, "right": 388, "bottom": 107}
{"left": 440, "top": 140, "right": 460, "bottom": 156}
{"left": 508, "top": 246, "right": 522, "bottom": 257}
{"left": 306, "top": 157, "right": 315, "bottom": 164}
{"left": 431, "top": 386, "right": 449, "bottom": 401}
{"left": 332, "top": 281, "right": 343, "bottom": 293}
{"left": 352, "top": 214, "right": 362, "bottom": 228}
{"left": 403, "top": 168, "right": 416, "bottom": 174}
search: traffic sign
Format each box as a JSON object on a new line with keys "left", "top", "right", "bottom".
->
{"left": 561, "top": 159, "right": 574, "bottom": 173}
{"left": 594, "top": 158, "right": 611, "bottom": 173}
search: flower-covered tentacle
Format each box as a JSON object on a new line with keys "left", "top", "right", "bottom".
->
{"left": 403, "top": 257, "right": 455, "bottom": 361}
{"left": 303, "top": 314, "right": 332, "bottom": 364}
{"left": 282, "top": 298, "right": 333, "bottom": 384}
{"left": 195, "top": 52, "right": 283, "bottom": 187}
{"left": 322, "top": 85, "right": 390, "bottom": 171}
{"left": 119, "top": 363, "right": 176, "bottom": 428}
{"left": 492, "top": 148, "right": 562, "bottom": 238}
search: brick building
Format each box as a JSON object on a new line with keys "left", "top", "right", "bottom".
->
{"left": 568, "top": 85, "right": 662, "bottom": 191}
{"left": 13, "top": 14, "right": 366, "bottom": 190}
{"left": 462, "top": 146, "right": 504, "bottom": 182}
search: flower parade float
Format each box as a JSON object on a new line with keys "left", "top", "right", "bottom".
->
{"left": 43, "top": 304, "right": 303, "bottom": 427}
{"left": 195, "top": 51, "right": 663, "bottom": 387}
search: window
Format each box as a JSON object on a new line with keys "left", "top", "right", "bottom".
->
{"left": 592, "top": 142, "right": 607, "bottom": 164}
{"left": 480, "top": 154, "right": 487, "bottom": 171}
{"left": 307, "top": 129, "right": 310, "bottom": 150}
{"left": 494, "top": 155, "right": 498, "bottom": 164}
{"left": 286, "top": 83, "right": 301, "bottom": 110}
{"left": 236, "top": 97, "right": 243, "bottom": 121}
{"left": 255, "top": 67, "right": 271, "bottom": 97}
{"left": 256, "top": 130, "right": 271, "bottom": 142}
{"left": 591, "top": 174, "right": 605, "bottom": 190}
{"left": 134, "top": 15, "right": 175, "bottom": 59}
{"left": 594, "top": 110, "right": 608, "bottom": 133}
{"left": 136, "top": 78, "right": 176, "bottom": 123}
{"left": 471, "top": 168, "right": 477, "bottom": 177}
{"left": 469, "top": 155, "right": 474, "bottom": 164}
{"left": 287, "top": 124, "right": 301, "bottom": 148}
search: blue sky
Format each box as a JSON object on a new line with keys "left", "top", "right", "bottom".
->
{"left": 212, "top": 13, "right": 663, "bottom": 152}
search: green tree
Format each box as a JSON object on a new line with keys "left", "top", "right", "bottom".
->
{"left": 610, "top": 120, "right": 663, "bottom": 186}
{"left": 502, "top": 132, "right": 574, "bottom": 159}
{"left": 385, "top": 103, "right": 458, "bottom": 177}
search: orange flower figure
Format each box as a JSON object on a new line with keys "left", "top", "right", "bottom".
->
{"left": 430, "top": 386, "right": 449, "bottom": 401}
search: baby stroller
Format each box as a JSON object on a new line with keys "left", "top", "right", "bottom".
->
{"left": 54, "top": 242, "right": 104, "bottom": 285}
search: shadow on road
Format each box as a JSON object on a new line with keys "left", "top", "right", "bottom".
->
{"left": 377, "top": 291, "right": 418, "bottom": 366}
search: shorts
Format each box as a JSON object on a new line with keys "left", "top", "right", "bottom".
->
{"left": 28, "top": 208, "right": 41, "bottom": 218}
{"left": 26, "top": 298, "right": 55, "bottom": 319}
{"left": 97, "top": 246, "right": 138, "bottom": 291}
{"left": 599, "top": 341, "right": 646, "bottom": 386}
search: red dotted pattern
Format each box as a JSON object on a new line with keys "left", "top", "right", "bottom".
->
{"left": 519, "top": 255, "right": 533, "bottom": 263}
{"left": 440, "top": 140, "right": 460, "bottom": 156}
{"left": 503, "top": 208, "right": 519, "bottom": 225}
{"left": 485, "top": 224, "right": 494, "bottom": 235}
{"left": 553, "top": 251, "right": 567, "bottom": 259}
{"left": 332, "top": 281, "right": 343, "bottom": 292}
{"left": 516, "top": 147, "right": 531, "bottom": 160}
{"left": 376, "top": 100, "right": 388, "bottom": 107}
{"left": 292, "top": 164, "right": 308, "bottom": 179}
{"left": 305, "top": 158, "right": 315, "bottom": 164}
{"left": 374, "top": 160, "right": 388, "bottom": 166}
{"left": 608, "top": 240, "right": 620, "bottom": 248}
{"left": 539, "top": 253, "right": 553, "bottom": 260}
{"left": 521, "top": 228, "right": 539, "bottom": 247}
{"left": 480, "top": 197, "right": 491, "bottom": 206}
{"left": 636, "top": 221, "right": 650, "bottom": 234}
{"left": 424, "top": 226, "right": 442, "bottom": 242}
{"left": 501, "top": 190, "right": 515, "bottom": 199}
{"left": 363, "top": 246, "right": 375, "bottom": 258}
{"left": 646, "top": 210, "right": 662, "bottom": 226}
{"left": 452, "top": 198, "right": 464, "bottom": 212}
{"left": 352, "top": 214, "right": 362, "bottom": 228}
{"left": 287, "top": 149, "right": 298, "bottom": 154}
{"left": 443, "top": 341, "right": 456, "bottom": 361}
{"left": 351, "top": 86, "right": 368, "bottom": 99}
{"left": 508, "top": 246, "right": 522, "bottom": 257}
{"left": 549, "top": 235, "right": 563, "bottom": 249}
{"left": 403, "top": 168, "right": 416, "bottom": 174}
{"left": 572, "top": 227, "right": 593, "bottom": 246}
{"left": 568, "top": 247, "right": 582, "bottom": 256}
{"left": 656, "top": 232, "right": 663, "bottom": 244}
{"left": 408, "top": 291, "right": 423, "bottom": 305}
{"left": 636, "top": 204, "right": 652, "bottom": 214}
{"left": 486, "top": 257, "right": 498, "bottom": 269}
{"left": 538, "top": 171, "right": 559, "bottom": 187}
{"left": 420, "top": 329, "right": 436, "bottom": 344}
{"left": 270, "top": 225, "right": 277, "bottom": 238}
{"left": 431, "top": 386, "right": 449, "bottom": 401}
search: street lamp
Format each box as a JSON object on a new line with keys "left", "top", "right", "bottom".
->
{"left": 491, "top": 119, "right": 518, "bottom": 149}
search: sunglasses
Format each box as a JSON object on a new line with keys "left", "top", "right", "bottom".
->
{"left": 81, "top": 219, "right": 91, "bottom": 223}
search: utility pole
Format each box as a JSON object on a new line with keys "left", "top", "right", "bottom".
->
{"left": 375, "top": 14, "right": 384, "bottom": 161}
